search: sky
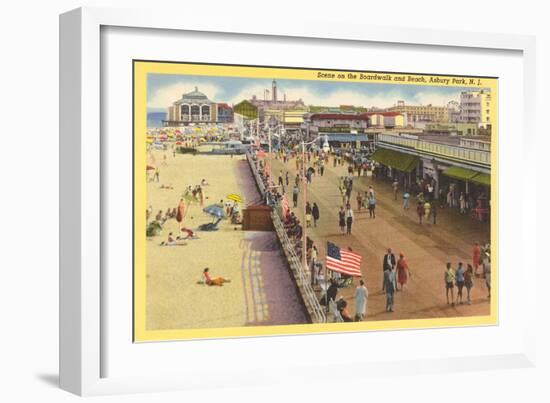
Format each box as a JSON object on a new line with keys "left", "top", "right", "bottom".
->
{"left": 147, "top": 73, "right": 480, "bottom": 113}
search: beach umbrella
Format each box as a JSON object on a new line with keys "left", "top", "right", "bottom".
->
{"left": 175, "top": 141, "right": 183, "bottom": 145}
{"left": 203, "top": 204, "right": 226, "bottom": 219}
{"left": 226, "top": 193, "right": 243, "bottom": 203}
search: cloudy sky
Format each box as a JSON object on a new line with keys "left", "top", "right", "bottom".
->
{"left": 147, "top": 73, "right": 480, "bottom": 113}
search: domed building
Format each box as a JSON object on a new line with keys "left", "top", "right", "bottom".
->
{"left": 165, "top": 87, "right": 233, "bottom": 126}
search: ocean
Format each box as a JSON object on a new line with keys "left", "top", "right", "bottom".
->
{"left": 147, "top": 112, "right": 166, "bottom": 128}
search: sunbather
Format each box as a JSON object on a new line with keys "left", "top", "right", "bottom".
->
{"left": 202, "top": 268, "right": 231, "bottom": 286}
{"left": 160, "top": 232, "right": 186, "bottom": 246}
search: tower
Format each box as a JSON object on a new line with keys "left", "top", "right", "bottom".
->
{"left": 272, "top": 80, "right": 277, "bottom": 103}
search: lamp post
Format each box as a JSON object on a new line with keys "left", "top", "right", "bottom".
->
{"left": 267, "top": 127, "right": 281, "bottom": 182}
{"left": 301, "top": 130, "right": 322, "bottom": 280}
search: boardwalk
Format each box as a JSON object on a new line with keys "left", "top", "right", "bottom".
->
{"left": 270, "top": 153, "right": 491, "bottom": 321}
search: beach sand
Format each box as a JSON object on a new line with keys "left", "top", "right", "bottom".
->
{"left": 145, "top": 150, "right": 308, "bottom": 330}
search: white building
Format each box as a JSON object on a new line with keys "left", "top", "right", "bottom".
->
{"left": 459, "top": 90, "right": 492, "bottom": 129}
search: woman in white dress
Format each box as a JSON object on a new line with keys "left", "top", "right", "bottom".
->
{"left": 354, "top": 279, "right": 368, "bottom": 321}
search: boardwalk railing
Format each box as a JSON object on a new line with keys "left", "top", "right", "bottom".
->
{"left": 245, "top": 152, "right": 326, "bottom": 323}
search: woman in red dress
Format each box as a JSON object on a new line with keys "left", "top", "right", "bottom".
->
{"left": 396, "top": 252, "right": 411, "bottom": 291}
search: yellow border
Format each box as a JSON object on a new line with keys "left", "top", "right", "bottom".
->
{"left": 133, "top": 61, "right": 498, "bottom": 342}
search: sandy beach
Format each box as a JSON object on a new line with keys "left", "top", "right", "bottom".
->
{"left": 145, "top": 149, "right": 308, "bottom": 330}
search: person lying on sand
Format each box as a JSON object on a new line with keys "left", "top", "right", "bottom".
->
{"left": 160, "top": 232, "right": 187, "bottom": 246}
{"left": 178, "top": 227, "right": 199, "bottom": 240}
{"left": 200, "top": 267, "right": 231, "bottom": 286}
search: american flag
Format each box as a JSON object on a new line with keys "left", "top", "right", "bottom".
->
{"left": 326, "top": 241, "right": 362, "bottom": 277}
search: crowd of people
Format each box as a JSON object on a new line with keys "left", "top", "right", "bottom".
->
{"left": 249, "top": 138, "right": 491, "bottom": 323}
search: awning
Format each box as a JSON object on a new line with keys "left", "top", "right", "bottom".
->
{"left": 442, "top": 166, "right": 479, "bottom": 181}
{"left": 443, "top": 167, "right": 491, "bottom": 186}
{"left": 371, "top": 148, "right": 419, "bottom": 172}
{"left": 470, "top": 173, "right": 491, "bottom": 186}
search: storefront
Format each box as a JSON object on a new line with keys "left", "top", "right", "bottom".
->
{"left": 370, "top": 147, "right": 419, "bottom": 190}
{"left": 441, "top": 166, "right": 490, "bottom": 221}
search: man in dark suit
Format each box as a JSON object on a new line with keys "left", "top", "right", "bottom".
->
{"left": 382, "top": 248, "right": 396, "bottom": 290}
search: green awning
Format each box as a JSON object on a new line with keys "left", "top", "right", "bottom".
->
{"left": 442, "top": 166, "right": 479, "bottom": 181}
{"left": 470, "top": 173, "right": 491, "bottom": 186}
{"left": 371, "top": 148, "right": 419, "bottom": 172}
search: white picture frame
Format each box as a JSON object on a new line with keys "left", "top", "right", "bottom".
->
{"left": 60, "top": 6, "right": 537, "bottom": 396}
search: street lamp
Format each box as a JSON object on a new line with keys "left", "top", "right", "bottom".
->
{"left": 268, "top": 127, "right": 281, "bottom": 181}
{"left": 301, "top": 133, "right": 322, "bottom": 280}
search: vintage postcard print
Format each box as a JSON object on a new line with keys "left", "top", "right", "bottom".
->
{"left": 133, "top": 61, "right": 497, "bottom": 342}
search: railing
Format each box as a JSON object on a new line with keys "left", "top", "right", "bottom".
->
{"left": 378, "top": 133, "right": 491, "bottom": 166}
{"left": 245, "top": 152, "right": 326, "bottom": 323}
{"left": 271, "top": 212, "right": 327, "bottom": 324}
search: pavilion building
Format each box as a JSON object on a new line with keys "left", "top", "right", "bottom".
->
{"left": 164, "top": 87, "right": 233, "bottom": 126}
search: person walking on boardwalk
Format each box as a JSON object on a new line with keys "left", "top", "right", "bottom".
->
{"left": 382, "top": 248, "right": 396, "bottom": 290}
{"left": 368, "top": 185, "right": 375, "bottom": 198}
{"left": 305, "top": 202, "right": 313, "bottom": 227}
{"left": 396, "top": 252, "right": 411, "bottom": 291}
{"left": 312, "top": 202, "right": 320, "bottom": 227}
{"left": 472, "top": 242, "right": 482, "bottom": 276}
{"left": 455, "top": 262, "right": 466, "bottom": 304}
{"left": 403, "top": 192, "right": 410, "bottom": 210}
{"left": 392, "top": 179, "right": 399, "bottom": 201}
{"left": 278, "top": 170, "right": 284, "bottom": 187}
{"left": 356, "top": 191, "right": 363, "bottom": 211}
{"left": 416, "top": 201, "right": 425, "bottom": 224}
{"left": 354, "top": 279, "right": 368, "bottom": 321}
{"left": 464, "top": 264, "right": 474, "bottom": 304}
{"left": 444, "top": 263, "right": 456, "bottom": 306}
{"left": 338, "top": 206, "right": 346, "bottom": 234}
{"left": 423, "top": 200, "right": 431, "bottom": 222}
{"left": 292, "top": 184, "right": 299, "bottom": 208}
{"left": 345, "top": 204, "right": 354, "bottom": 235}
{"left": 368, "top": 195, "right": 376, "bottom": 219}
{"left": 459, "top": 192, "right": 466, "bottom": 214}
{"left": 285, "top": 171, "right": 289, "bottom": 187}
{"left": 310, "top": 245, "right": 318, "bottom": 286}
{"left": 339, "top": 184, "right": 347, "bottom": 206}
{"left": 383, "top": 267, "right": 396, "bottom": 312}
{"left": 431, "top": 202, "right": 437, "bottom": 224}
